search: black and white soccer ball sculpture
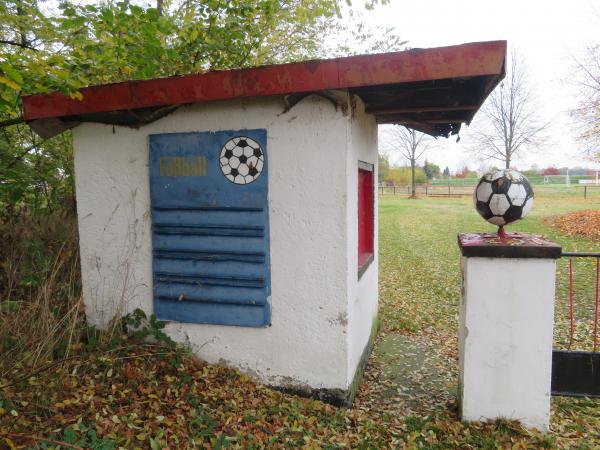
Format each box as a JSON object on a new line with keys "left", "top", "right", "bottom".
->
{"left": 219, "top": 136, "right": 264, "bottom": 185}
{"left": 474, "top": 169, "right": 534, "bottom": 236}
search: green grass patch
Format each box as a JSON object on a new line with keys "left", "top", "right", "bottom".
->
{"left": 378, "top": 193, "right": 600, "bottom": 345}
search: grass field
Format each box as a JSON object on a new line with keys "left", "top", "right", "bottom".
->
{"left": 366, "top": 190, "right": 600, "bottom": 447}
{"left": 378, "top": 189, "right": 600, "bottom": 347}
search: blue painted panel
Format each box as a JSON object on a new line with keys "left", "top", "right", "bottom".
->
{"left": 149, "top": 130, "right": 270, "bottom": 327}
{"left": 153, "top": 234, "right": 266, "bottom": 253}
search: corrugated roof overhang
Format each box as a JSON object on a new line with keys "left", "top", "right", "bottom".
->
{"left": 22, "top": 40, "right": 506, "bottom": 139}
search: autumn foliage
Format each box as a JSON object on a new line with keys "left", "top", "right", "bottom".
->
{"left": 542, "top": 167, "right": 560, "bottom": 176}
{"left": 545, "top": 210, "right": 600, "bottom": 242}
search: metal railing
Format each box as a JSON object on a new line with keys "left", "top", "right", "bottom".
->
{"left": 552, "top": 252, "right": 600, "bottom": 397}
{"left": 561, "top": 252, "right": 600, "bottom": 351}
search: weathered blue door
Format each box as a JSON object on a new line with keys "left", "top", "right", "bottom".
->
{"left": 149, "top": 129, "right": 270, "bottom": 327}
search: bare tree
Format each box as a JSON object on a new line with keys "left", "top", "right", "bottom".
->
{"left": 470, "top": 52, "right": 549, "bottom": 169}
{"left": 381, "top": 125, "right": 432, "bottom": 197}
{"left": 571, "top": 42, "right": 600, "bottom": 161}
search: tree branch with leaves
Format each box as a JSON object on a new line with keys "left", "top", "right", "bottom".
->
{"left": 380, "top": 125, "right": 433, "bottom": 197}
{"left": 0, "top": 0, "right": 399, "bottom": 212}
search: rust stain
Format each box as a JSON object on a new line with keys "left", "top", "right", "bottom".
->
{"left": 304, "top": 59, "right": 322, "bottom": 74}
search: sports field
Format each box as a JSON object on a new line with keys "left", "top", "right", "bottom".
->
{"left": 378, "top": 187, "right": 600, "bottom": 345}
{"left": 364, "top": 189, "right": 600, "bottom": 447}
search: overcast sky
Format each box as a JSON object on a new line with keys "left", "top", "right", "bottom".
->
{"left": 43, "top": 0, "right": 599, "bottom": 172}
{"left": 366, "top": 0, "right": 600, "bottom": 172}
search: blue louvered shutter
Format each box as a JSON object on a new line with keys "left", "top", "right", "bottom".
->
{"left": 149, "top": 130, "right": 271, "bottom": 327}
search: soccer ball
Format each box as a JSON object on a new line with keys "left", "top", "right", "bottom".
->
{"left": 219, "top": 136, "right": 264, "bottom": 185}
{"left": 473, "top": 169, "right": 534, "bottom": 227}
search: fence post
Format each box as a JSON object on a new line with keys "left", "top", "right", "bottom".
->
{"left": 426, "top": 185, "right": 428, "bottom": 196}
{"left": 585, "top": 186, "right": 587, "bottom": 199}
{"left": 457, "top": 233, "right": 561, "bottom": 432}
{"left": 393, "top": 186, "right": 395, "bottom": 195}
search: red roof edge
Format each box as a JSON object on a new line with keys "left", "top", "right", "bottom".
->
{"left": 22, "top": 41, "right": 506, "bottom": 122}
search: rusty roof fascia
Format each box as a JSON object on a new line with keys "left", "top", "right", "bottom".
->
{"left": 22, "top": 41, "right": 507, "bottom": 123}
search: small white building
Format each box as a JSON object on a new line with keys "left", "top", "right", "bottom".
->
{"left": 23, "top": 41, "right": 505, "bottom": 404}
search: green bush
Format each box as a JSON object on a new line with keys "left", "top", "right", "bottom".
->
{"left": 386, "top": 166, "right": 427, "bottom": 186}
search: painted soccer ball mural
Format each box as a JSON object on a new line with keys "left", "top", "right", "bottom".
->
{"left": 473, "top": 169, "right": 534, "bottom": 229}
{"left": 219, "top": 136, "right": 264, "bottom": 185}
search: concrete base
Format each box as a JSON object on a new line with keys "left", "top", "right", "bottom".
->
{"left": 275, "top": 316, "right": 379, "bottom": 406}
{"left": 458, "top": 233, "right": 560, "bottom": 432}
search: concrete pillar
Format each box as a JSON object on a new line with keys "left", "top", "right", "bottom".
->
{"left": 457, "top": 233, "right": 561, "bottom": 432}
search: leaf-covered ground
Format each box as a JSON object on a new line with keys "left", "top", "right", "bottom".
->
{"left": 371, "top": 191, "right": 600, "bottom": 449}
{"left": 544, "top": 209, "right": 600, "bottom": 242}
{"left": 2, "top": 190, "right": 600, "bottom": 449}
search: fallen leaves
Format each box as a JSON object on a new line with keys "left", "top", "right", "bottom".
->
{"left": 2, "top": 194, "right": 600, "bottom": 448}
{"left": 373, "top": 195, "right": 600, "bottom": 448}
{"left": 545, "top": 209, "right": 600, "bottom": 242}
{"left": 1, "top": 343, "right": 399, "bottom": 448}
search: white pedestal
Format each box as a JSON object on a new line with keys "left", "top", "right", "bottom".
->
{"left": 458, "top": 233, "right": 561, "bottom": 432}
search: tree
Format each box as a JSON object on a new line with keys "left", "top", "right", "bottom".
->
{"left": 0, "top": 0, "right": 395, "bottom": 212}
{"left": 571, "top": 42, "right": 600, "bottom": 161}
{"left": 326, "top": 7, "right": 406, "bottom": 58}
{"left": 422, "top": 160, "right": 440, "bottom": 180}
{"left": 542, "top": 166, "right": 560, "bottom": 176}
{"left": 455, "top": 166, "right": 477, "bottom": 179}
{"left": 387, "top": 166, "right": 427, "bottom": 186}
{"left": 443, "top": 166, "right": 450, "bottom": 177}
{"left": 1, "top": 0, "right": 397, "bottom": 120}
{"left": 522, "top": 168, "right": 539, "bottom": 177}
{"left": 381, "top": 125, "right": 433, "bottom": 197}
{"left": 378, "top": 154, "right": 390, "bottom": 183}
{"left": 469, "top": 52, "right": 549, "bottom": 169}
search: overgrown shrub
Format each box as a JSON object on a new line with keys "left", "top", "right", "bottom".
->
{"left": 386, "top": 166, "right": 427, "bottom": 186}
{"left": 0, "top": 209, "right": 83, "bottom": 378}
{"left": 0, "top": 210, "right": 180, "bottom": 382}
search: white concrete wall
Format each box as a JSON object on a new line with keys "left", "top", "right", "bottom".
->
{"left": 459, "top": 256, "right": 556, "bottom": 431}
{"left": 73, "top": 93, "right": 377, "bottom": 392}
{"left": 345, "top": 97, "right": 379, "bottom": 385}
